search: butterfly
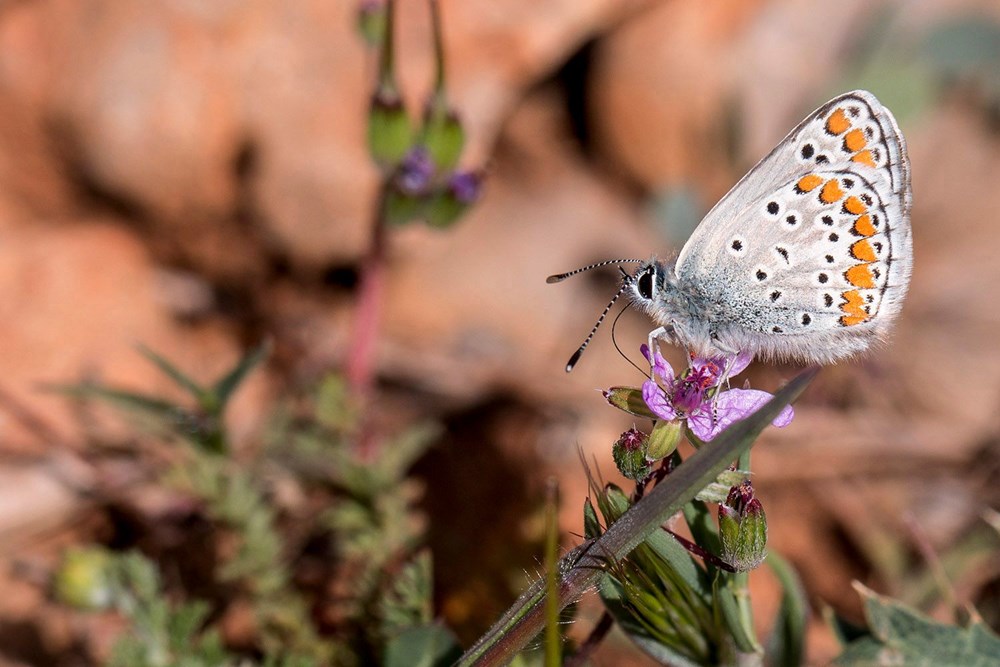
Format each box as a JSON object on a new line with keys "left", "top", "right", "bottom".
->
{"left": 549, "top": 90, "right": 912, "bottom": 370}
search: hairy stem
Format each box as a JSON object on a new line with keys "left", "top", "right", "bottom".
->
{"left": 456, "top": 368, "right": 817, "bottom": 666}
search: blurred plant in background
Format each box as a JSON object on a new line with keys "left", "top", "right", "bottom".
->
{"left": 55, "top": 345, "right": 460, "bottom": 665}
{"left": 347, "top": 0, "right": 482, "bottom": 418}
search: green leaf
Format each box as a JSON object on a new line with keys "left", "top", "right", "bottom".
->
{"left": 642, "top": 529, "right": 710, "bottom": 601}
{"left": 765, "top": 551, "right": 808, "bottom": 667}
{"left": 599, "top": 576, "right": 703, "bottom": 667}
{"left": 583, "top": 497, "right": 603, "bottom": 539}
{"left": 384, "top": 623, "right": 462, "bottom": 667}
{"left": 212, "top": 340, "right": 272, "bottom": 409}
{"left": 51, "top": 384, "right": 182, "bottom": 419}
{"left": 379, "top": 550, "right": 434, "bottom": 638}
{"left": 137, "top": 343, "right": 208, "bottom": 403}
{"left": 834, "top": 582, "right": 1000, "bottom": 666}
{"left": 543, "top": 479, "right": 561, "bottom": 667}
{"left": 714, "top": 575, "right": 760, "bottom": 654}
{"left": 684, "top": 500, "right": 722, "bottom": 564}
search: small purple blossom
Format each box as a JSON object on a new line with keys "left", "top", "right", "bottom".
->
{"left": 447, "top": 170, "right": 482, "bottom": 204}
{"left": 396, "top": 146, "right": 435, "bottom": 195}
{"left": 640, "top": 344, "right": 792, "bottom": 441}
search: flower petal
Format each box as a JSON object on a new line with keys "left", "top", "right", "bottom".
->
{"left": 727, "top": 351, "right": 754, "bottom": 378}
{"left": 642, "top": 379, "right": 677, "bottom": 421}
{"left": 641, "top": 343, "right": 675, "bottom": 384}
{"left": 687, "top": 389, "right": 794, "bottom": 441}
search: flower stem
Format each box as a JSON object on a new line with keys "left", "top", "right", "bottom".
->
{"left": 428, "top": 0, "right": 446, "bottom": 96}
{"left": 346, "top": 181, "right": 390, "bottom": 458}
{"left": 564, "top": 612, "right": 613, "bottom": 667}
{"left": 664, "top": 528, "right": 737, "bottom": 573}
{"left": 456, "top": 369, "right": 817, "bottom": 666}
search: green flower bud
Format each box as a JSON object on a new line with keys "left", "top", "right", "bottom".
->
{"left": 718, "top": 481, "right": 767, "bottom": 572}
{"left": 645, "top": 420, "right": 682, "bottom": 460}
{"left": 422, "top": 103, "right": 465, "bottom": 172}
{"left": 424, "top": 171, "right": 482, "bottom": 228}
{"left": 612, "top": 428, "right": 651, "bottom": 481}
{"left": 368, "top": 92, "right": 413, "bottom": 168}
{"left": 55, "top": 547, "right": 113, "bottom": 610}
{"left": 385, "top": 188, "right": 427, "bottom": 226}
{"left": 603, "top": 386, "right": 657, "bottom": 419}
{"left": 356, "top": 0, "right": 386, "bottom": 47}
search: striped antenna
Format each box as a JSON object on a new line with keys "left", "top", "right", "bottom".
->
{"left": 546, "top": 259, "right": 644, "bottom": 284}
{"left": 564, "top": 268, "right": 634, "bottom": 372}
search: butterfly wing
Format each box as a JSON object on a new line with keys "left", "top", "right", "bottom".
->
{"left": 673, "top": 91, "right": 912, "bottom": 362}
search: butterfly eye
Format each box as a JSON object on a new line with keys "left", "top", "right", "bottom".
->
{"left": 637, "top": 268, "right": 655, "bottom": 300}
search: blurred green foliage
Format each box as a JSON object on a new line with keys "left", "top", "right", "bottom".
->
{"left": 54, "top": 346, "right": 458, "bottom": 666}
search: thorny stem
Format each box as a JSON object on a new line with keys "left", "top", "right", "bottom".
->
{"left": 456, "top": 369, "right": 817, "bottom": 666}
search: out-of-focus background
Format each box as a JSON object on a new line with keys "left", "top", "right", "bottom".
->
{"left": 1, "top": 0, "right": 1000, "bottom": 664}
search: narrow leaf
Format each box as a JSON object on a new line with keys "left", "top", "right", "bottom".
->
{"left": 213, "top": 340, "right": 272, "bottom": 408}
{"left": 137, "top": 344, "right": 207, "bottom": 402}
{"left": 765, "top": 551, "right": 808, "bottom": 667}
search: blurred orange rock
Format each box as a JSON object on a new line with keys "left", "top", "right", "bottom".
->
{"left": 0, "top": 219, "right": 268, "bottom": 451}
{"left": 590, "top": 0, "right": 873, "bottom": 198}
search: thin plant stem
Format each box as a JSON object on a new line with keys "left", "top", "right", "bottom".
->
{"left": 564, "top": 612, "right": 613, "bottom": 667}
{"left": 346, "top": 182, "right": 390, "bottom": 458}
{"left": 544, "top": 478, "right": 561, "bottom": 667}
{"left": 664, "top": 528, "right": 737, "bottom": 573}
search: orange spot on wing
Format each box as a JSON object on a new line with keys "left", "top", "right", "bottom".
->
{"left": 839, "top": 289, "right": 869, "bottom": 326}
{"left": 844, "top": 128, "right": 866, "bottom": 152}
{"left": 852, "top": 215, "right": 876, "bottom": 237}
{"left": 850, "top": 239, "right": 877, "bottom": 262}
{"left": 826, "top": 108, "right": 850, "bottom": 135}
{"left": 843, "top": 196, "right": 867, "bottom": 215}
{"left": 820, "top": 179, "right": 844, "bottom": 204}
{"left": 845, "top": 264, "right": 876, "bottom": 289}
{"left": 796, "top": 174, "right": 823, "bottom": 192}
{"left": 852, "top": 150, "right": 876, "bottom": 167}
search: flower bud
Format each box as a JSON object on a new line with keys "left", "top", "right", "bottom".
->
{"left": 718, "top": 481, "right": 767, "bottom": 572}
{"left": 385, "top": 188, "right": 427, "bottom": 226}
{"left": 422, "top": 102, "right": 465, "bottom": 172}
{"left": 384, "top": 146, "right": 436, "bottom": 225}
{"left": 54, "top": 547, "right": 113, "bottom": 610}
{"left": 603, "top": 386, "right": 658, "bottom": 419}
{"left": 395, "top": 146, "right": 435, "bottom": 195}
{"left": 645, "top": 420, "right": 682, "bottom": 461}
{"left": 368, "top": 91, "right": 413, "bottom": 168}
{"left": 424, "top": 170, "right": 482, "bottom": 228}
{"left": 612, "top": 428, "right": 651, "bottom": 481}
{"left": 356, "top": 0, "right": 386, "bottom": 47}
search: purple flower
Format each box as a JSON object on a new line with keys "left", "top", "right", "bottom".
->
{"left": 640, "top": 344, "right": 793, "bottom": 442}
{"left": 396, "top": 146, "right": 435, "bottom": 195}
{"left": 447, "top": 170, "right": 482, "bottom": 204}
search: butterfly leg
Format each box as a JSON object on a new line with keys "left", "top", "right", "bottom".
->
{"left": 646, "top": 325, "right": 673, "bottom": 355}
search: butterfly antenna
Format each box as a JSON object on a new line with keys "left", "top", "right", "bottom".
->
{"left": 565, "top": 278, "right": 632, "bottom": 372}
{"left": 546, "top": 259, "right": 644, "bottom": 284}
